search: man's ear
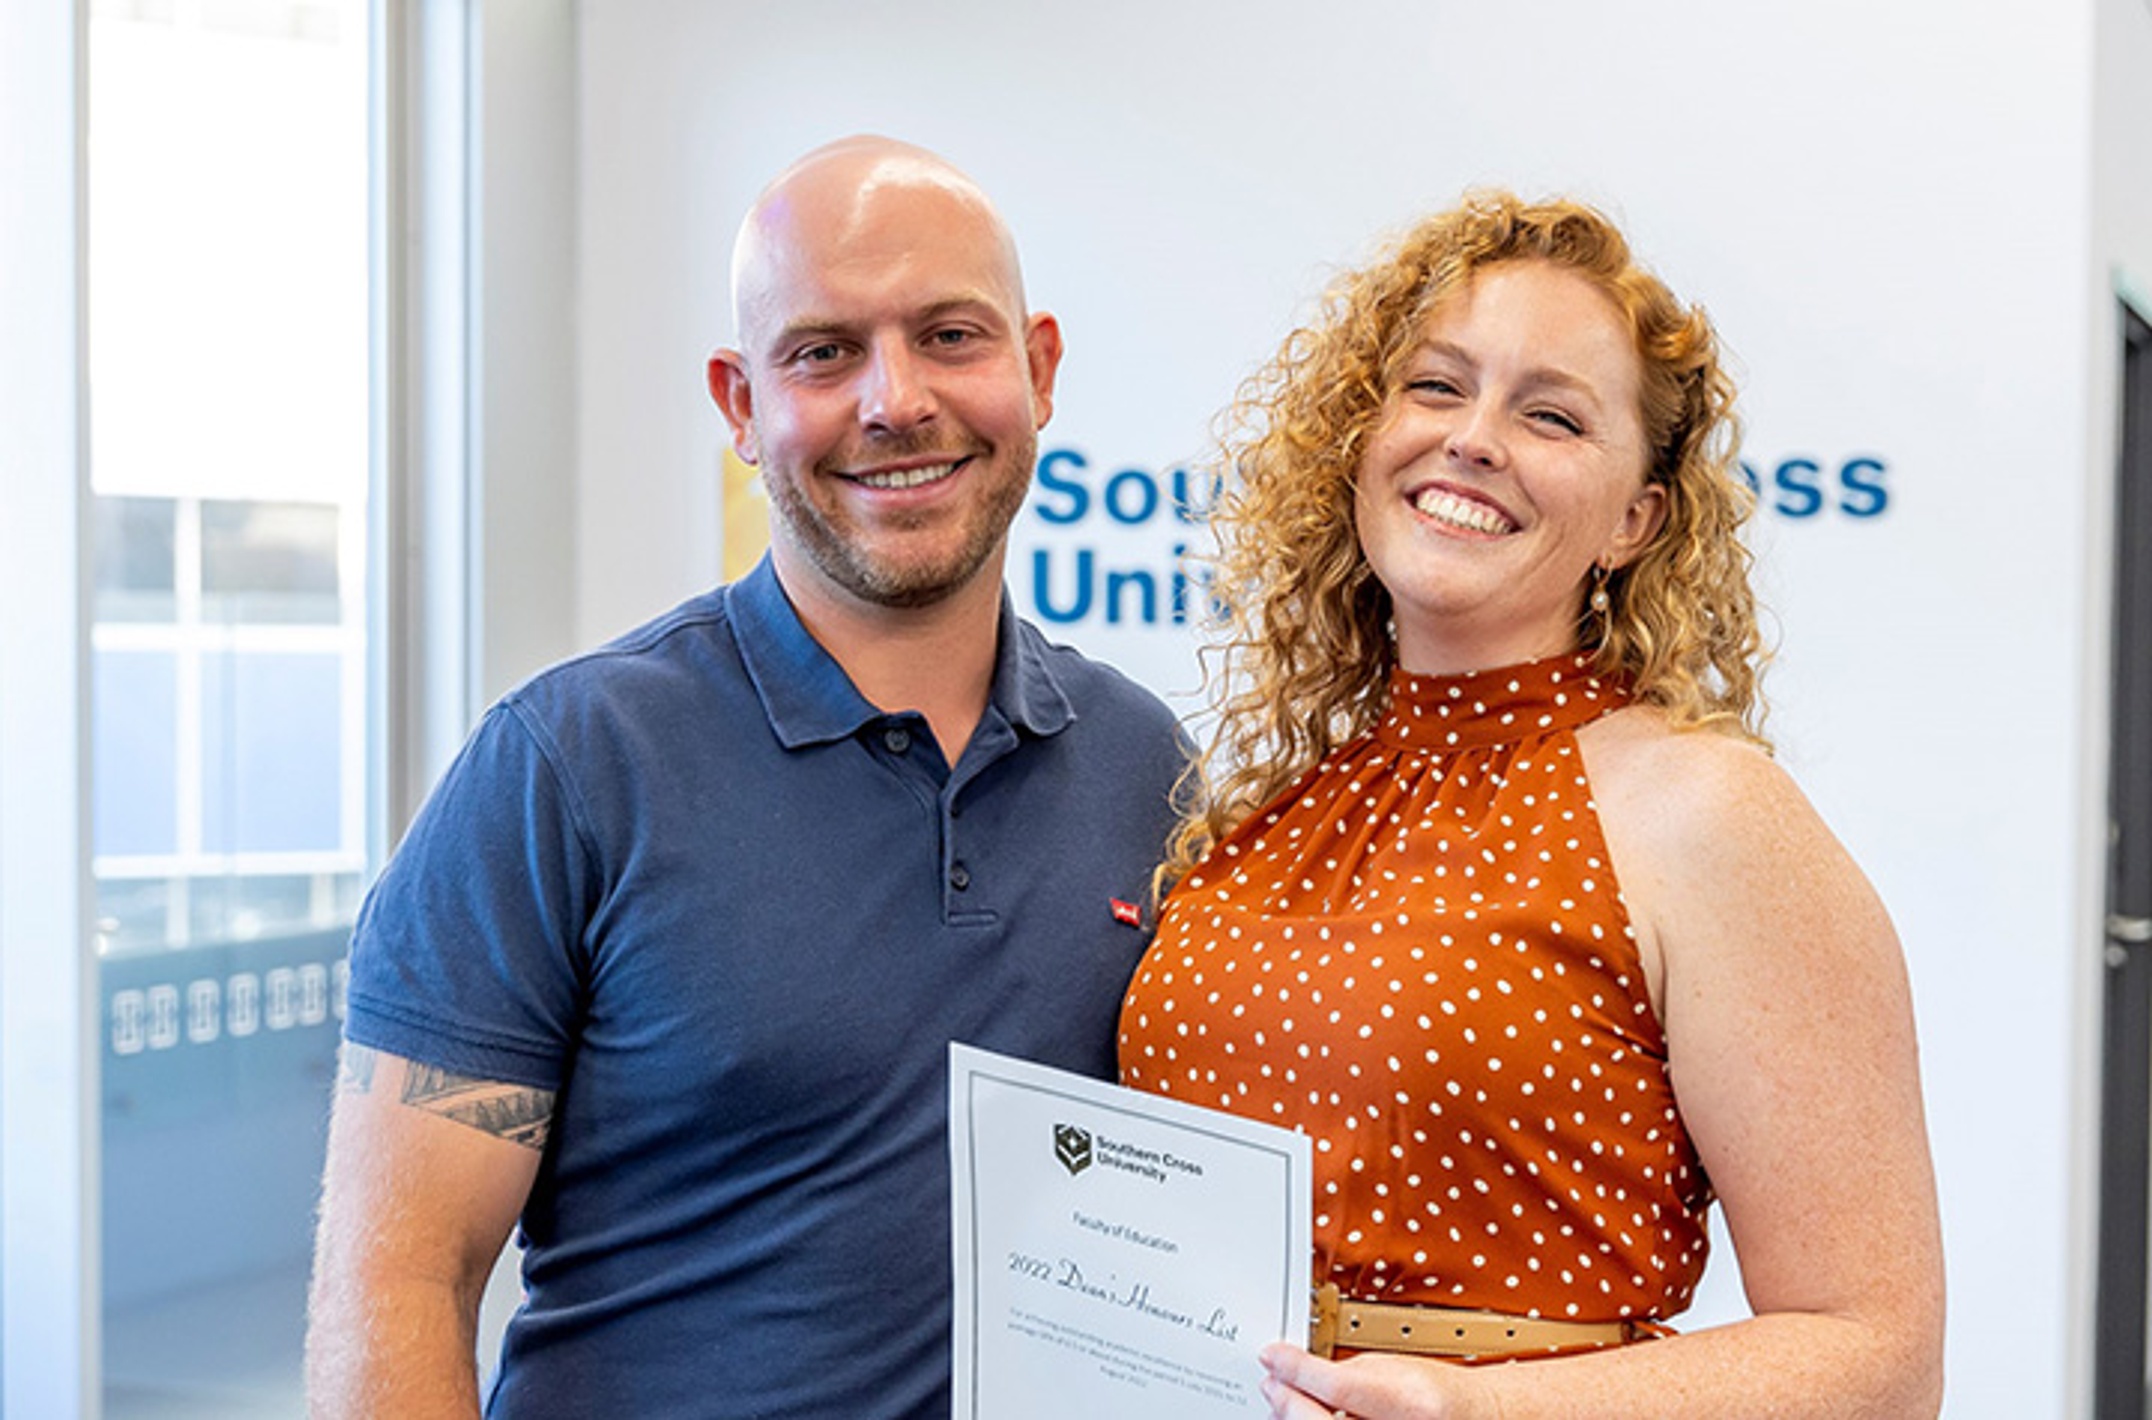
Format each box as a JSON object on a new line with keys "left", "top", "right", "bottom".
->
{"left": 708, "top": 351, "right": 759, "bottom": 463}
{"left": 1023, "top": 312, "right": 1064, "bottom": 431}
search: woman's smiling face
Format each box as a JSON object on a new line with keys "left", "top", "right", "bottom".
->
{"left": 1353, "top": 259, "right": 1668, "bottom": 675}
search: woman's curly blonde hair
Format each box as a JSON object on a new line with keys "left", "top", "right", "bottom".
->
{"left": 1165, "top": 190, "right": 1767, "bottom": 884}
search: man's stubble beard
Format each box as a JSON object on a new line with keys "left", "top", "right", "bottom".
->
{"left": 764, "top": 431, "right": 1035, "bottom": 610}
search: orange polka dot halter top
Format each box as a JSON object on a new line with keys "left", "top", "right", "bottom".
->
{"left": 1119, "top": 653, "right": 1711, "bottom": 1330}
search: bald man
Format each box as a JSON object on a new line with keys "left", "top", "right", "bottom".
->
{"left": 306, "top": 138, "right": 1184, "bottom": 1418}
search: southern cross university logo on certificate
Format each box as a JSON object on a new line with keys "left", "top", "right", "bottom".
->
{"left": 1053, "top": 1123, "right": 1093, "bottom": 1176}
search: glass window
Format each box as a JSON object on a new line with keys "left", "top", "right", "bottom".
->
{"left": 92, "top": 649, "right": 180, "bottom": 861}
{"left": 88, "top": 1, "right": 371, "bottom": 1413}
{"left": 201, "top": 499, "right": 342, "bottom": 624}
{"left": 93, "top": 495, "right": 178, "bottom": 622}
{"left": 199, "top": 647, "right": 347, "bottom": 854}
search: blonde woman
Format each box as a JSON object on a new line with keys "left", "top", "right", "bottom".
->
{"left": 1118, "top": 193, "right": 1943, "bottom": 1420}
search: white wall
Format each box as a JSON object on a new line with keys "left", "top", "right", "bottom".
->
{"left": 566, "top": 4, "right": 2114, "bottom": 1413}
{"left": 472, "top": 0, "right": 579, "bottom": 706}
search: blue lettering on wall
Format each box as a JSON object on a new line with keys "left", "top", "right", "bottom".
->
{"left": 1034, "top": 547, "right": 1094, "bottom": 622}
{"left": 1025, "top": 447, "right": 1222, "bottom": 629}
{"left": 1029, "top": 445, "right": 1903, "bottom": 630}
{"left": 1030, "top": 545, "right": 1205, "bottom": 627}
{"left": 1029, "top": 447, "right": 1217, "bottom": 527}
{"left": 1768, "top": 457, "right": 1826, "bottom": 518}
{"left": 1105, "top": 468, "right": 1161, "bottom": 525}
{"left": 1838, "top": 456, "right": 1889, "bottom": 518}
{"left": 1107, "top": 566, "right": 1158, "bottom": 621}
{"left": 1034, "top": 448, "right": 1090, "bottom": 525}
{"left": 1737, "top": 455, "right": 1892, "bottom": 519}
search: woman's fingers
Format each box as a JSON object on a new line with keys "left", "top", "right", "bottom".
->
{"left": 1260, "top": 1344, "right": 1373, "bottom": 1417}
{"left": 1258, "top": 1343, "right": 1465, "bottom": 1420}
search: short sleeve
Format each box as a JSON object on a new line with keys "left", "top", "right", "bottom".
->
{"left": 342, "top": 700, "right": 598, "bottom": 1090}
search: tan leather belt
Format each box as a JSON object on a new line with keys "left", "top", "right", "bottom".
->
{"left": 1310, "top": 1282, "right": 1642, "bottom": 1360}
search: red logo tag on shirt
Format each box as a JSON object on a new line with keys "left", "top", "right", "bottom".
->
{"left": 1110, "top": 898, "right": 1143, "bottom": 928}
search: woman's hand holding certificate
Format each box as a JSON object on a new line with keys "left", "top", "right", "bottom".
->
{"left": 948, "top": 1043, "right": 1313, "bottom": 1419}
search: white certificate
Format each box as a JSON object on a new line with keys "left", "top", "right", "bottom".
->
{"left": 948, "top": 1042, "right": 1313, "bottom": 1419}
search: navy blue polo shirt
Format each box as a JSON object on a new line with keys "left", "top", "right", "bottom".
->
{"left": 343, "top": 557, "right": 1185, "bottom": 1419}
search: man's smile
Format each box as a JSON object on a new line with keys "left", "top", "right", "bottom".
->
{"left": 846, "top": 458, "right": 966, "bottom": 490}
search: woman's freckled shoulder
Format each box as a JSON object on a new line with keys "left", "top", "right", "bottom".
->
{"left": 1578, "top": 705, "right": 1800, "bottom": 859}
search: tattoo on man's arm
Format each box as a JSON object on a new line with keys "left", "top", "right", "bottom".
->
{"left": 336, "top": 1042, "right": 378, "bottom": 1094}
{"left": 400, "top": 1063, "right": 556, "bottom": 1151}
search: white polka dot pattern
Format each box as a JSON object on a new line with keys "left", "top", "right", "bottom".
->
{"left": 1119, "top": 654, "right": 1710, "bottom": 1328}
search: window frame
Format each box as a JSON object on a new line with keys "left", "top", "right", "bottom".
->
{"left": 0, "top": 2, "right": 97, "bottom": 1413}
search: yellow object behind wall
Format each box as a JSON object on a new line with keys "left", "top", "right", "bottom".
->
{"left": 722, "top": 447, "right": 771, "bottom": 581}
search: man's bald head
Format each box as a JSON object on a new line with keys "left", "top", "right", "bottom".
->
{"left": 705, "top": 136, "right": 1063, "bottom": 618}
{"left": 729, "top": 136, "right": 1028, "bottom": 358}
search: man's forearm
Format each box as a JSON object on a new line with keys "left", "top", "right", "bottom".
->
{"left": 305, "top": 1045, "right": 542, "bottom": 1420}
{"left": 305, "top": 1266, "right": 485, "bottom": 1420}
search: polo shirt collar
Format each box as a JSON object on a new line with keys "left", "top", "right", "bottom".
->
{"left": 729, "top": 555, "right": 1075, "bottom": 750}
{"left": 991, "top": 593, "right": 1076, "bottom": 738}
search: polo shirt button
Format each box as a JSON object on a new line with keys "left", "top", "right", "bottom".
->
{"left": 949, "top": 862, "right": 971, "bottom": 891}
{"left": 882, "top": 726, "right": 912, "bottom": 754}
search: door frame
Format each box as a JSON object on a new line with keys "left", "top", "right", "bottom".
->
{"left": 2094, "top": 298, "right": 2152, "bottom": 1420}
